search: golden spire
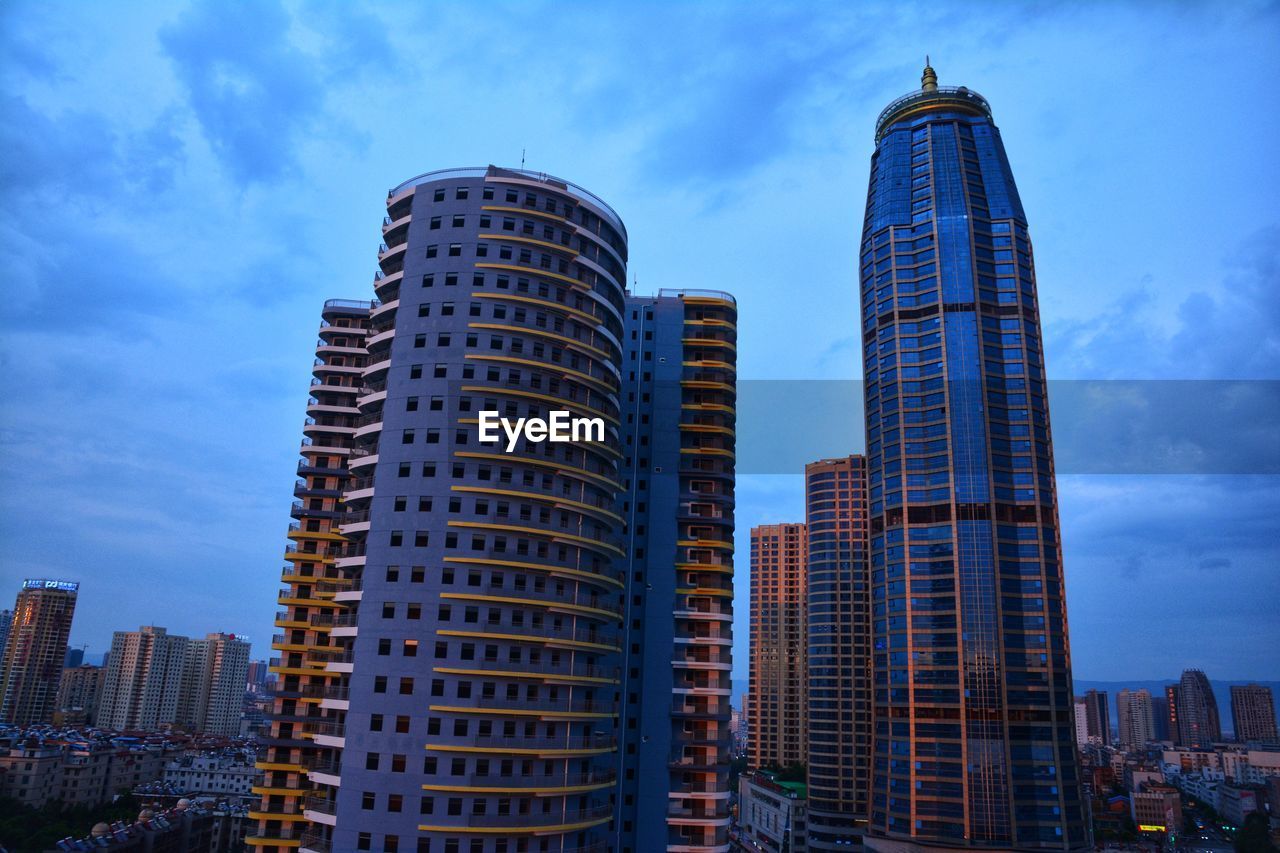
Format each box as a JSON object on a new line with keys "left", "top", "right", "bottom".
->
{"left": 922, "top": 55, "right": 938, "bottom": 92}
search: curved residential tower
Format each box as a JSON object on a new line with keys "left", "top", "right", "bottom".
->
{"left": 859, "top": 66, "right": 1087, "bottom": 852}
{"left": 255, "top": 166, "right": 736, "bottom": 853}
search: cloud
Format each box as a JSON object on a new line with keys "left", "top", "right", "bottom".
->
{"left": 154, "top": 0, "right": 395, "bottom": 185}
{"left": 1049, "top": 226, "right": 1280, "bottom": 380}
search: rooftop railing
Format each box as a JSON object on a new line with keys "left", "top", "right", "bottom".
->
{"left": 387, "top": 166, "right": 626, "bottom": 237}
{"left": 874, "top": 85, "right": 991, "bottom": 139}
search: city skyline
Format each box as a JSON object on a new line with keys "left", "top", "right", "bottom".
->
{"left": 2, "top": 1, "right": 1279, "bottom": 699}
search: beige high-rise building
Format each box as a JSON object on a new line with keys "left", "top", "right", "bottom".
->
{"left": 749, "top": 522, "right": 808, "bottom": 770}
{"left": 178, "top": 632, "right": 251, "bottom": 736}
{"left": 97, "top": 626, "right": 188, "bottom": 731}
{"left": 54, "top": 664, "right": 104, "bottom": 725}
{"left": 1117, "top": 688, "right": 1155, "bottom": 747}
{"left": 0, "top": 580, "right": 79, "bottom": 726}
{"left": 1230, "top": 684, "right": 1278, "bottom": 744}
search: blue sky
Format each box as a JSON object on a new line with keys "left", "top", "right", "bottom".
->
{"left": 1, "top": 1, "right": 1277, "bottom": 682}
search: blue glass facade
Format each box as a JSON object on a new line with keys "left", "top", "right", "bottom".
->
{"left": 860, "top": 72, "right": 1086, "bottom": 851}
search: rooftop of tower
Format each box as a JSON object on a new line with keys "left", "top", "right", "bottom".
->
{"left": 874, "top": 59, "right": 992, "bottom": 141}
{"left": 386, "top": 165, "right": 626, "bottom": 236}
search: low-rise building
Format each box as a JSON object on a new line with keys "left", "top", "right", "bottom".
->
{"left": 1218, "top": 783, "right": 1261, "bottom": 829}
{"left": 738, "top": 769, "right": 806, "bottom": 852}
{"left": 41, "top": 799, "right": 250, "bottom": 852}
{"left": 1221, "top": 747, "right": 1280, "bottom": 785}
{"left": 1175, "top": 769, "right": 1225, "bottom": 812}
{"left": 162, "top": 753, "right": 256, "bottom": 798}
{"left": 1130, "top": 783, "right": 1180, "bottom": 840}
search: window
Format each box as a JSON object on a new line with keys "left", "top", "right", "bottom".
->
{"left": 362, "top": 792, "right": 375, "bottom": 810}
{"left": 410, "top": 364, "right": 423, "bottom": 379}
{"left": 452, "top": 215, "right": 465, "bottom": 227}
{"left": 426, "top": 245, "right": 438, "bottom": 258}
{"left": 429, "top": 216, "right": 441, "bottom": 230}
{"left": 390, "top": 530, "right": 403, "bottom": 546}
{"left": 455, "top": 187, "right": 468, "bottom": 200}
{"left": 399, "top": 677, "right": 414, "bottom": 694}
{"left": 448, "top": 244, "right": 461, "bottom": 256}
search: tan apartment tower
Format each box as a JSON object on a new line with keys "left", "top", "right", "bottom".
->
{"left": 0, "top": 580, "right": 79, "bottom": 726}
{"left": 250, "top": 299, "right": 371, "bottom": 852}
{"left": 748, "top": 523, "right": 808, "bottom": 770}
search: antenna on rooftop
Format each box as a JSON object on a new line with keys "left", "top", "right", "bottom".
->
{"left": 521, "top": 148, "right": 526, "bottom": 170}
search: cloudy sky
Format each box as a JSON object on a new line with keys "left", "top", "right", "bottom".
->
{"left": 1, "top": 1, "right": 1277, "bottom": 682}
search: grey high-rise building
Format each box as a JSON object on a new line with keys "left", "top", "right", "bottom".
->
{"left": 1176, "top": 669, "right": 1221, "bottom": 747}
{"left": 1229, "top": 684, "right": 1277, "bottom": 744}
{"left": 1083, "top": 690, "right": 1111, "bottom": 746}
{"left": 1116, "top": 689, "right": 1154, "bottom": 747}
{"left": 859, "top": 63, "right": 1086, "bottom": 851}
{"left": 254, "top": 167, "right": 737, "bottom": 853}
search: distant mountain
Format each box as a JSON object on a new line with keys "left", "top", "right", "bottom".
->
{"left": 729, "top": 677, "right": 1280, "bottom": 739}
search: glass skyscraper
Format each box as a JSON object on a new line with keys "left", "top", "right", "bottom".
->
{"left": 859, "top": 64, "right": 1087, "bottom": 851}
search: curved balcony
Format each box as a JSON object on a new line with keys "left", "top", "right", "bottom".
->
{"left": 439, "top": 621, "right": 620, "bottom": 651}
{"left": 434, "top": 657, "right": 619, "bottom": 683}
{"left": 424, "top": 802, "right": 614, "bottom": 830}
{"left": 432, "top": 695, "right": 616, "bottom": 718}
{"left": 364, "top": 326, "right": 396, "bottom": 352}
{"left": 426, "top": 768, "right": 616, "bottom": 792}
{"left": 347, "top": 449, "right": 378, "bottom": 474}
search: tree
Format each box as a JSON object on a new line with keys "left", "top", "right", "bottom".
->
{"left": 1234, "top": 811, "right": 1278, "bottom": 853}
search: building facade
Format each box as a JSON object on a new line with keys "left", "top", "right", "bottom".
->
{"left": 55, "top": 663, "right": 105, "bottom": 725}
{"left": 255, "top": 167, "right": 736, "bottom": 853}
{"left": 749, "top": 523, "right": 809, "bottom": 772}
{"left": 1176, "top": 670, "right": 1221, "bottom": 748}
{"left": 252, "top": 297, "right": 372, "bottom": 851}
{"left": 1116, "top": 688, "right": 1154, "bottom": 748}
{"left": 98, "top": 626, "right": 189, "bottom": 732}
{"left": 178, "top": 632, "right": 252, "bottom": 736}
{"left": 614, "top": 290, "right": 738, "bottom": 852}
{"left": 739, "top": 770, "right": 808, "bottom": 853}
{"left": 1229, "top": 684, "right": 1277, "bottom": 744}
{"left": 1072, "top": 698, "right": 1089, "bottom": 749}
{"left": 858, "top": 64, "right": 1086, "bottom": 850}
{"left": 0, "top": 579, "right": 79, "bottom": 726}
{"left": 1083, "top": 690, "right": 1110, "bottom": 746}
{"left": 804, "top": 456, "right": 871, "bottom": 851}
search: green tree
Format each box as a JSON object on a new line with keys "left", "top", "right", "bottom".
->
{"left": 1235, "top": 811, "right": 1278, "bottom": 853}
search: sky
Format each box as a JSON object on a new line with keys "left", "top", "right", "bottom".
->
{"left": 1, "top": 1, "right": 1277, "bottom": 683}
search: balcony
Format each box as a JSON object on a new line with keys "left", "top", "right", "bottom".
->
{"left": 450, "top": 768, "right": 616, "bottom": 790}
{"left": 444, "top": 620, "right": 620, "bottom": 649}
{"left": 440, "top": 657, "right": 619, "bottom": 682}
{"left": 449, "top": 695, "right": 615, "bottom": 717}
{"left": 445, "top": 802, "right": 613, "bottom": 829}
{"left": 453, "top": 733, "right": 615, "bottom": 753}
{"left": 299, "top": 830, "right": 332, "bottom": 853}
